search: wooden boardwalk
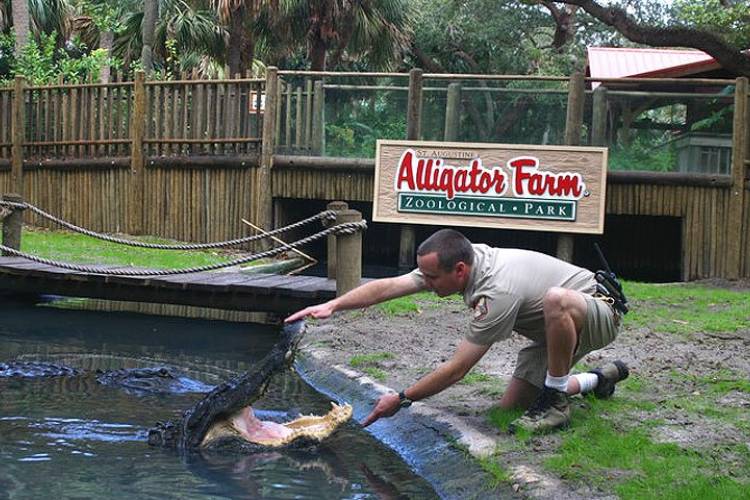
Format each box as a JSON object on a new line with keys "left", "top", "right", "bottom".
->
{"left": 0, "top": 257, "right": 343, "bottom": 314}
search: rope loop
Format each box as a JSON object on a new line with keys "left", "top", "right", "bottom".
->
{"left": 0, "top": 218, "right": 367, "bottom": 276}
{"left": 0, "top": 199, "right": 336, "bottom": 251}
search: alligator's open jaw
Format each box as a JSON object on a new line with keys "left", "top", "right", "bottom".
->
{"left": 201, "top": 402, "right": 353, "bottom": 448}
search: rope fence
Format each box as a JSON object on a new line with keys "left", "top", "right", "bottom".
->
{"left": 0, "top": 200, "right": 366, "bottom": 276}
{"left": 0, "top": 199, "right": 336, "bottom": 250}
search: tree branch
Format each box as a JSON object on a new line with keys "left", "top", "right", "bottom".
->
{"left": 540, "top": 1, "right": 578, "bottom": 50}
{"left": 409, "top": 43, "right": 445, "bottom": 73}
{"left": 553, "top": 0, "right": 750, "bottom": 77}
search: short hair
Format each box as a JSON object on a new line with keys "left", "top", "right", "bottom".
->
{"left": 416, "top": 229, "right": 474, "bottom": 271}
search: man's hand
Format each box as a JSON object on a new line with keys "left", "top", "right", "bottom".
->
{"left": 284, "top": 302, "right": 335, "bottom": 323}
{"left": 361, "top": 392, "right": 401, "bottom": 427}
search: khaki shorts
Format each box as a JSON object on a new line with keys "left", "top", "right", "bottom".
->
{"left": 513, "top": 294, "right": 622, "bottom": 389}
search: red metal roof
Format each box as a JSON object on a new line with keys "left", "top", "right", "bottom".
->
{"left": 587, "top": 47, "right": 719, "bottom": 86}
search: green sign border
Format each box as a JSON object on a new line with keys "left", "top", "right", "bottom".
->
{"left": 397, "top": 193, "right": 577, "bottom": 222}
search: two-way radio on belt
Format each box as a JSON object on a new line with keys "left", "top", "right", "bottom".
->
{"left": 593, "top": 243, "right": 629, "bottom": 315}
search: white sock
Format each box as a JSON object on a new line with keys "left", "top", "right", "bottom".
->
{"left": 571, "top": 372, "right": 599, "bottom": 394}
{"left": 544, "top": 372, "right": 569, "bottom": 392}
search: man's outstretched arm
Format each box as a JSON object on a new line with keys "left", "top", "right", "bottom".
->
{"left": 284, "top": 274, "right": 423, "bottom": 323}
{"left": 362, "top": 339, "right": 491, "bottom": 427}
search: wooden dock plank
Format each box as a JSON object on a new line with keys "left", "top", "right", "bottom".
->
{"left": 0, "top": 258, "right": 342, "bottom": 312}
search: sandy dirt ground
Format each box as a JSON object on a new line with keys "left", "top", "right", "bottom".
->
{"left": 299, "top": 280, "right": 750, "bottom": 497}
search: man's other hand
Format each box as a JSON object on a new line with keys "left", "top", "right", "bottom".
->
{"left": 361, "top": 392, "right": 401, "bottom": 427}
{"left": 284, "top": 302, "right": 335, "bottom": 323}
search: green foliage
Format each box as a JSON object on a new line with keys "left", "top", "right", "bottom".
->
{"left": 325, "top": 93, "right": 407, "bottom": 157}
{"left": 673, "top": 0, "right": 750, "bottom": 49}
{"left": 73, "top": 0, "right": 125, "bottom": 33}
{"left": 7, "top": 32, "right": 114, "bottom": 84}
{"left": 609, "top": 137, "right": 677, "bottom": 172}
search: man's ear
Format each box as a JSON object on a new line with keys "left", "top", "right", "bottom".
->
{"left": 455, "top": 261, "right": 468, "bottom": 277}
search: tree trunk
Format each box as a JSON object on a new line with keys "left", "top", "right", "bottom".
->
{"left": 227, "top": 7, "right": 246, "bottom": 77}
{"left": 99, "top": 31, "right": 114, "bottom": 84}
{"left": 12, "top": 0, "right": 30, "bottom": 54}
{"left": 141, "top": 0, "right": 159, "bottom": 76}
{"left": 310, "top": 37, "right": 327, "bottom": 71}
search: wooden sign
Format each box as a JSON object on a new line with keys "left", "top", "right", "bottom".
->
{"left": 373, "top": 140, "right": 608, "bottom": 234}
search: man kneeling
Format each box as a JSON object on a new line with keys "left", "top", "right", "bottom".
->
{"left": 286, "top": 229, "right": 628, "bottom": 433}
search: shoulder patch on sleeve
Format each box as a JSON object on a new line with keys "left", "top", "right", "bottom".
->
{"left": 473, "top": 296, "right": 489, "bottom": 321}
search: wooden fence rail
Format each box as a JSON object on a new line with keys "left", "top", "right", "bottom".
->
{"left": 0, "top": 70, "right": 748, "bottom": 280}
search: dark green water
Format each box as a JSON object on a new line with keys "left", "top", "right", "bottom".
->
{"left": 0, "top": 304, "right": 437, "bottom": 499}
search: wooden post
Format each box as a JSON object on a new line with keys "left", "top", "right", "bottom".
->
{"left": 129, "top": 71, "right": 146, "bottom": 235}
{"left": 295, "top": 86, "right": 303, "bottom": 148}
{"left": 399, "top": 68, "right": 424, "bottom": 272}
{"left": 335, "top": 209, "right": 363, "bottom": 296}
{"left": 726, "top": 77, "right": 748, "bottom": 279}
{"left": 591, "top": 85, "right": 608, "bottom": 147}
{"left": 406, "top": 68, "right": 423, "bottom": 140}
{"left": 11, "top": 76, "right": 25, "bottom": 195}
{"left": 326, "top": 201, "right": 348, "bottom": 279}
{"left": 557, "top": 71, "right": 586, "bottom": 262}
{"left": 258, "top": 66, "right": 278, "bottom": 248}
{"left": 311, "top": 80, "right": 325, "bottom": 155}
{"left": 444, "top": 82, "right": 461, "bottom": 141}
{"left": 2, "top": 193, "right": 25, "bottom": 255}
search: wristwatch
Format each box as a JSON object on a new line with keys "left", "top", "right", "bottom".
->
{"left": 398, "top": 390, "right": 413, "bottom": 408}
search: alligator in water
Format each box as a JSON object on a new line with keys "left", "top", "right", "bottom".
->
{"left": 146, "top": 320, "right": 352, "bottom": 451}
{"left": 2, "top": 320, "right": 352, "bottom": 452}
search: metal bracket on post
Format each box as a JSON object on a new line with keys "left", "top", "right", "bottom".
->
{"left": 334, "top": 209, "right": 363, "bottom": 296}
{"left": 2, "top": 193, "right": 25, "bottom": 255}
{"left": 325, "top": 201, "right": 348, "bottom": 279}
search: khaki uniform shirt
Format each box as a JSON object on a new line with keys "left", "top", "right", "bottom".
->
{"left": 410, "top": 244, "right": 596, "bottom": 345}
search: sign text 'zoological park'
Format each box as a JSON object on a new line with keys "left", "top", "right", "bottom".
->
{"left": 373, "top": 141, "right": 608, "bottom": 234}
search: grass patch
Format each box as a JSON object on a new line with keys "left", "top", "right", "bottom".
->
{"left": 486, "top": 406, "right": 526, "bottom": 435}
{"left": 19, "top": 227, "right": 241, "bottom": 269}
{"left": 445, "top": 436, "right": 512, "bottom": 492}
{"left": 545, "top": 411, "right": 749, "bottom": 499}
{"left": 375, "top": 291, "right": 462, "bottom": 316}
{"left": 623, "top": 281, "right": 750, "bottom": 334}
{"left": 477, "top": 455, "right": 512, "bottom": 489}
{"left": 362, "top": 367, "right": 387, "bottom": 381}
{"left": 460, "top": 372, "right": 494, "bottom": 385}
{"left": 349, "top": 352, "right": 394, "bottom": 381}
{"left": 375, "top": 295, "right": 423, "bottom": 316}
{"left": 349, "top": 352, "right": 394, "bottom": 367}
{"left": 460, "top": 371, "right": 506, "bottom": 397}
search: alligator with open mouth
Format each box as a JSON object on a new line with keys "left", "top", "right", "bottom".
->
{"left": 146, "top": 320, "right": 353, "bottom": 451}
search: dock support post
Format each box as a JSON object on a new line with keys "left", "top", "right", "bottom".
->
{"left": 2, "top": 193, "right": 25, "bottom": 255}
{"left": 326, "top": 201, "right": 349, "bottom": 279}
{"left": 335, "top": 209, "right": 363, "bottom": 296}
